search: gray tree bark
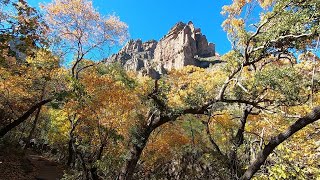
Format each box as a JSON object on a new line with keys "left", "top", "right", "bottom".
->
{"left": 240, "top": 106, "right": 320, "bottom": 180}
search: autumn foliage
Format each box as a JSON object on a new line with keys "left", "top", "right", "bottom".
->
{"left": 0, "top": 0, "right": 320, "bottom": 180}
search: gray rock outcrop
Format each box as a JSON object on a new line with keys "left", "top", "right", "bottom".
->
{"left": 153, "top": 21, "right": 215, "bottom": 74}
{"left": 107, "top": 39, "right": 160, "bottom": 78}
{"left": 106, "top": 21, "right": 218, "bottom": 79}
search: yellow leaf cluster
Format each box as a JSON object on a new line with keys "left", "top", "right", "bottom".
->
{"left": 165, "top": 66, "right": 226, "bottom": 108}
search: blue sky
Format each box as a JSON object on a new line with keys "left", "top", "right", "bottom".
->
{"left": 28, "top": 0, "right": 232, "bottom": 55}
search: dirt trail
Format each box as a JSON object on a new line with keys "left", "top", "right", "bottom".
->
{"left": 27, "top": 152, "right": 64, "bottom": 180}
{"left": 0, "top": 148, "right": 65, "bottom": 180}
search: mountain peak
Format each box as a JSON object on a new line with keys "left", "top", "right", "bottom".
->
{"left": 106, "top": 21, "right": 218, "bottom": 79}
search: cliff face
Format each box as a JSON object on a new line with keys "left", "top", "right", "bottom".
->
{"left": 106, "top": 21, "right": 217, "bottom": 79}
{"left": 153, "top": 21, "right": 215, "bottom": 74}
{"left": 107, "top": 39, "right": 160, "bottom": 78}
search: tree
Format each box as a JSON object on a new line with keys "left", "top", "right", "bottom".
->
{"left": 40, "top": 2, "right": 128, "bottom": 177}
{"left": 42, "top": 0, "right": 128, "bottom": 79}
{"left": 118, "top": 66, "right": 228, "bottom": 180}
{"left": 220, "top": 0, "right": 320, "bottom": 178}
{"left": 118, "top": 0, "right": 320, "bottom": 179}
{"left": 0, "top": 99, "right": 52, "bottom": 137}
{"left": 1, "top": 1, "right": 319, "bottom": 179}
{"left": 241, "top": 106, "right": 320, "bottom": 179}
{"left": 0, "top": 0, "right": 61, "bottom": 138}
{"left": 0, "top": 0, "right": 48, "bottom": 63}
{"left": 0, "top": 48, "right": 64, "bottom": 138}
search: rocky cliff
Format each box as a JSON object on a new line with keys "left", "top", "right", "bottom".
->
{"left": 106, "top": 21, "right": 218, "bottom": 79}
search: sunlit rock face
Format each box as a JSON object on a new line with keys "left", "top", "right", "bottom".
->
{"left": 107, "top": 39, "right": 160, "bottom": 78}
{"left": 106, "top": 21, "right": 217, "bottom": 79}
{"left": 153, "top": 21, "right": 215, "bottom": 73}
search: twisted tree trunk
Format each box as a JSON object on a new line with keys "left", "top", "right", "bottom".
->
{"left": 240, "top": 106, "right": 320, "bottom": 180}
{"left": 67, "top": 120, "right": 77, "bottom": 167}
{"left": 25, "top": 85, "right": 46, "bottom": 149}
{"left": 24, "top": 106, "right": 42, "bottom": 149}
{"left": 229, "top": 105, "right": 252, "bottom": 179}
{"left": 118, "top": 125, "right": 154, "bottom": 180}
{"left": 0, "top": 99, "right": 52, "bottom": 138}
{"left": 118, "top": 110, "right": 171, "bottom": 180}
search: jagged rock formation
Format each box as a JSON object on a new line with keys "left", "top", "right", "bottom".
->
{"left": 106, "top": 21, "right": 218, "bottom": 79}
{"left": 107, "top": 39, "right": 160, "bottom": 78}
{"left": 153, "top": 21, "right": 215, "bottom": 73}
